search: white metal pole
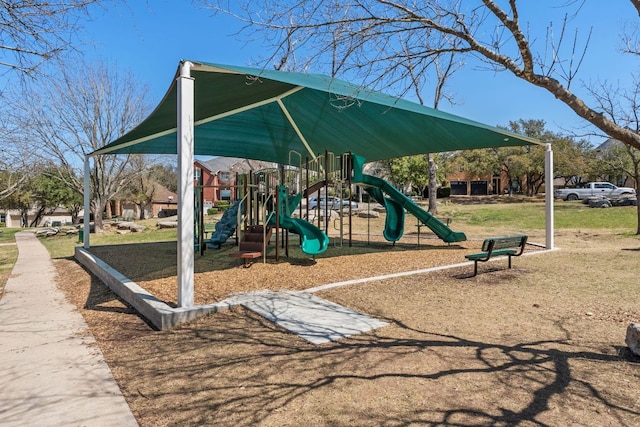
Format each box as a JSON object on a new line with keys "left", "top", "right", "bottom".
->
{"left": 83, "top": 156, "right": 91, "bottom": 249}
{"left": 545, "top": 143, "right": 554, "bottom": 249}
{"left": 177, "top": 61, "right": 195, "bottom": 308}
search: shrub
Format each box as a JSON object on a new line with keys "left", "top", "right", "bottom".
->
{"left": 437, "top": 187, "right": 451, "bottom": 198}
{"left": 207, "top": 208, "right": 219, "bottom": 215}
{"left": 214, "top": 200, "right": 231, "bottom": 211}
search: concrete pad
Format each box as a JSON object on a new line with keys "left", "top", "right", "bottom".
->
{"left": 0, "top": 232, "right": 137, "bottom": 427}
{"left": 227, "top": 291, "right": 388, "bottom": 345}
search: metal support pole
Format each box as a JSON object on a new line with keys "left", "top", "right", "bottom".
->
{"left": 83, "top": 157, "right": 91, "bottom": 249}
{"left": 544, "top": 143, "right": 555, "bottom": 249}
{"left": 177, "top": 61, "right": 195, "bottom": 308}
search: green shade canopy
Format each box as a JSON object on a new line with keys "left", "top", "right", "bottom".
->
{"left": 93, "top": 61, "right": 542, "bottom": 163}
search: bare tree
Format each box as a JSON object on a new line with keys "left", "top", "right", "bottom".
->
{"left": 4, "top": 61, "right": 150, "bottom": 232}
{"left": 0, "top": 116, "right": 37, "bottom": 200}
{"left": 119, "top": 155, "right": 158, "bottom": 220}
{"left": 585, "top": 80, "right": 640, "bottom": 233}
{"left": 0, "top": 0, "right": 104, "bottom": 76}
{"left": 203, "top": 1, "right": 640, "bottom": 147}
{"left": 204, "top": 0, "right": 640, "bottom": 231}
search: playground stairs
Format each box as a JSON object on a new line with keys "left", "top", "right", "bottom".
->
{"left": 229, "top": 225, "right": 273, "bottom": 267}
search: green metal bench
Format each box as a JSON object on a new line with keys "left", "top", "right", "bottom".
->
{"left": 465, "top": 235, "right": 528, "bottom": 277}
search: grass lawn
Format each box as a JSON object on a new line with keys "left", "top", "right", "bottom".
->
{"left": 0, "top": 228, "right": 20, "bottom": 294}
{"left": 11, "top": 198, "right": 640, "bottom": 425}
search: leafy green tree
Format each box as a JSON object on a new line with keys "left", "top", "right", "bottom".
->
{"left": 0, "top": 167, "right": 83, "bottom": 226}
{"left": 593, "top": 141, "right": 639, "bottom": 187}
{"left": 455, "top": 119, "right": 586, "bottom": 196}
{"left": 32, "top": 168, "right": 84, "bottom": 224}
{"left": 455, "top": 149, "right": 501, "bottom": 180}
{"left": 552, "top": 138, "right": 595, "bottom": 186}
{"left": 0, "top": 177, "right": 33, "bottom": 227}
{"left": 389, "top": 155, "right": 428, "bottom": 196}
{"left": 389, "top": 154, "right": 451, "bottom": 202}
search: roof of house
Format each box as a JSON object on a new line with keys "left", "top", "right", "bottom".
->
{"left": 151, "top": 182, "right": 178, "bottom": 203}
{"left": 596, "top": 138, "right": 623, "bottom": 152}
{"left": 200, "top": 157, "right": 276, "bottom": 174}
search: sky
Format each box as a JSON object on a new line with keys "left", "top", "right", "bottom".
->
{"left": 82, "top": 1, "right": 639, "bottom": 149}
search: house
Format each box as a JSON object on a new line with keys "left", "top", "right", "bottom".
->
{"left": 117, "top": 183, "right": 179, "bottom": 219}
{"left": 1, "top": 206, "right": 84, "bottom": 228}
{"left": 196, "top": 157, "right": 276, "bottom": 205}
{"left": 445, "top": 164, "right": 506, "bottom": 196}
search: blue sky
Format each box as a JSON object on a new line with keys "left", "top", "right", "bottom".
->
{"left": 84, "top": 1, "right": 637, "bottom": 147}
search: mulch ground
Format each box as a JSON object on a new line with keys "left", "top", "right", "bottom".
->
{"left": 85, "top": 232, "right": 537, "bottom": 307}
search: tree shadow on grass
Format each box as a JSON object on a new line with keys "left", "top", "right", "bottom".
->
{"left": 106, "top": 306, "right": 640, "bottom": 427}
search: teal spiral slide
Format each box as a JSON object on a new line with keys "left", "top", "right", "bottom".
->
{"left": 274, "top": 185, "right": 329, "bottom": 255}
{"left": 351, "top": 154, "right": 467, "bottom": 244}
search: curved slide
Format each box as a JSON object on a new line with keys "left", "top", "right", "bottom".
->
{"left": 352, "top": 154, "right": 467, "bottom": 244}
{"left": 207, "top": 200, "right": 241, "bottom": 249}
{"left": 363, "top": 186, "right": 405, "bottom": 242}
{"left": 275, "top": 185, "right": 329, "bottom": 255}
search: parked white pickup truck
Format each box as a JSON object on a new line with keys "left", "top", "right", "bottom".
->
{"left": 554, "top": 182, "right": 636, "bottom": 201}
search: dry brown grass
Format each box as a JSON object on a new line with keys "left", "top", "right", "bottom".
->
{"left": 54, "top": 220, "right": 640, "bottom": 426}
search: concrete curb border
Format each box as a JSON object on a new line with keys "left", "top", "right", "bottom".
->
{"left": 75, "top": 247, "right": 230, "bottom": 330}
{"left": 75, "top": 243, "right": 557, "bottom": 330}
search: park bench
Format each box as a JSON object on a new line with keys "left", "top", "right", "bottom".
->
{"left": 465, "top": 235, "right": 528, "bottom": 277}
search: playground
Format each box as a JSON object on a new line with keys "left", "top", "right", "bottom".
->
{"left": 86, "top": 210, "right": 541, "bottom": 308}
{"left": 57, "top": 223, "right": 640, "bottom": 426}
{"left": 65, "top": 62, "right": 638, "bottom": 423}
{"left": 87, "top": 151, "right": 509, "bottom": 308}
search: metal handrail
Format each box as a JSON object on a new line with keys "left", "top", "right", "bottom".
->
{"left": 236, "top": 193, "right": 249, "bottom": 246}
{"left": 262, "top": 192, "right": 275, "bottom": 263}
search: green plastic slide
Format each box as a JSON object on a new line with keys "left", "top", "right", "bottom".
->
{"left": 352, "top": 154, "right": 467, "bottom": 244}
{"left": 363, "top": 185, "right": 405, "bottom": 242}
{"left": 275, "top": 185, "right": 329, "bottom": 255}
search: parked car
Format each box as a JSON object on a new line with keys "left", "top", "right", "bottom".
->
{"left": 553, "top": 182, "right": 636, "bottom": 201}
{"left": 308, "top": 196, "right": 358, "bottom": 210}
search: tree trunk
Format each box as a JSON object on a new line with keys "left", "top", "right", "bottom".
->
{"left": 70, "top": 205, "right": 80, "bottom": 224}
{"left": 139, "top": 202, "right": 146, "bottom": 220}
{"left": 427, "top": 153, "right": 439, "bottom": 214}
{"left": 30, "top": 206, "right": 46, "bottom": 227}
{"left": 92, "top": 199, "right": 105, "bottom": 233}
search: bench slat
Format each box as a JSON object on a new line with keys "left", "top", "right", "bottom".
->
{"left": 481, "top": 235, "right": 526, "bottom": 252}
{"left": 465, "top": 248, "right": 516, "bottom": 261}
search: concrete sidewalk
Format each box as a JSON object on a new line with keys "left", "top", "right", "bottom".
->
{"left": 0, "top": 231, "right": 138, "bottom": 426}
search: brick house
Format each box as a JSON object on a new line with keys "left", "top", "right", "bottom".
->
{"left": 446, "top": 166, "right": 505, "bottom": 196}
{"left": 196, "top": 157, "right": 276, "bottom": 205}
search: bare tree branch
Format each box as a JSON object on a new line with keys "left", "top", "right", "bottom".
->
{"left": 202, "top": 0, "right": 640, "bottom": 152}
{"left": 0, "top": 0, "right": 103, "bottom": 76}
